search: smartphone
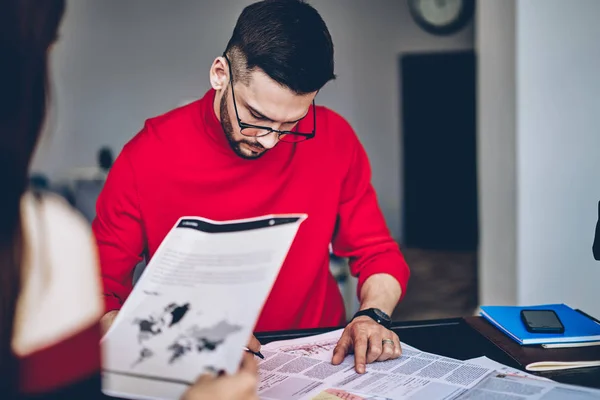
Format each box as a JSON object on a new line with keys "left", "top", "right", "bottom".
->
{"left": 520, "top": 309, "right": 565, "bottom": 334}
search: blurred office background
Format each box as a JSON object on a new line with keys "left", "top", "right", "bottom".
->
{"left": 30, "top": 0, "right": 600, "bottom": 321}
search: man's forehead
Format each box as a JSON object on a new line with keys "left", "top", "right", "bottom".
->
{"left": 240, "top": 70, "right": 315, "bottom": 122}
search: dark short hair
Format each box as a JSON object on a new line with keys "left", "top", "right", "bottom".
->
{"left": 225, "top": 0, "right": 335, "bottom": 94}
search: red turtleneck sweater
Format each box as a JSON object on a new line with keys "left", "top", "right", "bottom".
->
{"left": 93, "top": 89, "right": 410, "bottom": 331}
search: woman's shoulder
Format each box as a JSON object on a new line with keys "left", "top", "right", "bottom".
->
{"left": 13, "top": 191, "right": 103, "bottom": 358}
{"left": 24, "top": 190, "right": 91, "bottom": 233}
{"left": 22, "top": 191, "right": 98, "bottom": 263}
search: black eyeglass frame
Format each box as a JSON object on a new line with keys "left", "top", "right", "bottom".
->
{"left": 223, "top": 54, "right": 316, "bottom": 143}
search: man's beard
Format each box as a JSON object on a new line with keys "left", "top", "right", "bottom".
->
{"left": 219, "top": 89, "right": 267, "bottom": 160}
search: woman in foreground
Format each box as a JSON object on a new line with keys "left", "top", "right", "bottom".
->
{"left": 0, "top": 1, "right": 258, "bottom": 398}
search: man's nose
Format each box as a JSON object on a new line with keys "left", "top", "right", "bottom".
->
{"left": 256, "top": 131, "right": 279, "bottom": 149}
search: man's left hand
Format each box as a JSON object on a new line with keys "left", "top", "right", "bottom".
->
{"left": 331, "top": 316, "right": 402, "bottom": 374}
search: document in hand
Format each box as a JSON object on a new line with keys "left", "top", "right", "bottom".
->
{"left": 100, "top": 214, "right": 306, "bottom": 400}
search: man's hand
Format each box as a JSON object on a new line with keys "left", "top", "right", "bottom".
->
{"left": 100, "top": 310, "right": 119, "bottom": 336}
{"left": 332, "top": 273, "right": 403, "bottom": 373}
{"left": 331, "top": 316, "right": 401, "bottom": 374}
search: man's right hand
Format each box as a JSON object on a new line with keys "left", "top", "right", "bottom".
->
{"left": 100, "top": 310, "right": 119, "bottom": 336}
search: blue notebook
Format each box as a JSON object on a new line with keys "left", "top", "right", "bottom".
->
{"left": 480, "top": 304, "right": 600, "bottom": 345}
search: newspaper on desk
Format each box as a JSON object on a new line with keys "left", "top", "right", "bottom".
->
{"left": 464, "top": 356, "right": 552, "bottom": 382}
{"left": 455, "top": 371, "right": 600, "bottom": 400}
{"left": 258, "top": 329, "right": 493, "bottom": 400}
{"left": 100, "top": 214, "right": 307, "bottom": 400}
{"left": 258, "top": 330, "right": 600, "bottom": 400}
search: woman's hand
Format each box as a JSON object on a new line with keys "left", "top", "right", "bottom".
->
{"left": 181, "top": 352, "right": 259, "bottom": 400}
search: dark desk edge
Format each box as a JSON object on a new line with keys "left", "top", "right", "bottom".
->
{"left": 255, "top": 317, "right": 600, "bottom": 390}
{"left": 255, "top": 317, "right": 462, "bottom": 342}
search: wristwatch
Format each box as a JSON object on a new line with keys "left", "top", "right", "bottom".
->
{"left": 351, "top": 308, "right": 392, "bottom": 329}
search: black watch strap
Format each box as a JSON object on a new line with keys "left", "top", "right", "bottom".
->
{"left": 352, "top": 308, "right": 392, "bottom": 329}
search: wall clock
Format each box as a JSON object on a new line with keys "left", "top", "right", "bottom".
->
{"left": 408, "top": 0, "right": 475, "bottom": 36}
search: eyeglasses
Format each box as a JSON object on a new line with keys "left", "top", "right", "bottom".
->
{"left": 223, "top": 54, "right": 316, "bottom": 143}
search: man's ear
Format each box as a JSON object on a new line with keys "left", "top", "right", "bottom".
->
{"left": 210, "top": 57, "right": 229, "bottom": 91}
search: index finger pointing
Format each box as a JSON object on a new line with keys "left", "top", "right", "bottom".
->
{"left": 353, "top": 336, "right": 368, "bottom": 374}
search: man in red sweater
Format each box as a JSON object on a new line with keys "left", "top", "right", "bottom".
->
{"left": 93, "top": 0, "right": 410, "bottom": 374}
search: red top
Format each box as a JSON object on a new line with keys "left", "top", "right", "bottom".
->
{"left": 19, "top": 322, "right": 102, "bottom": 395}
{"left": 93, "top": 89, "right": 409, "bottom": 331}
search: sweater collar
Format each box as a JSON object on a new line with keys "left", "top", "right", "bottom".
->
{"left": 194, "top": 88, "right": 236, "bottom": 157}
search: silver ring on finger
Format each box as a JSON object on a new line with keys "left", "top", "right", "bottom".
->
{"left": 382, "top": 339, "right": 394, "bottom": 347}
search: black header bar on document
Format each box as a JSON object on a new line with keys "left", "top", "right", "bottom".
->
{"left": 176, "top": 216, "right": 301, "bottom": 233}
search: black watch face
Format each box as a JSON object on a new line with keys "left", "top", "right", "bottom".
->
{"left": 373, "top": 308, "right": 391, "bottom": 322}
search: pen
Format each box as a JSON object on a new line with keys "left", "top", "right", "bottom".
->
{"left": 243, "top": 347, "right": 265, "bottom": 359}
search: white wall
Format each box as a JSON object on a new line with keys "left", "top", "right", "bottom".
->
{"left": 516, "top": 0, "right": 600, "bottom": 314}
{"left": 478, "top": 0, "right": 600, "bottom": 316}
{"left": 476, "top": 0, "right": 517, "bottom": 307}
{"left": 33, "top": 0, "right": 474, "bottom": 241}
{"left": 34, "top": 0, "right": 257, "bottom": 178}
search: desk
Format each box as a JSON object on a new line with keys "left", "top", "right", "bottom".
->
{"left": 256, "top": 317, "right": 600, "bottom": 390}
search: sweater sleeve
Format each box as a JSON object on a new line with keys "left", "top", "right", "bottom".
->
{"left": 92, "top": 143, "right": 144, "bottom": 313}
{"left": 331, "top": 130, "right": 410, "bottom": 302}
